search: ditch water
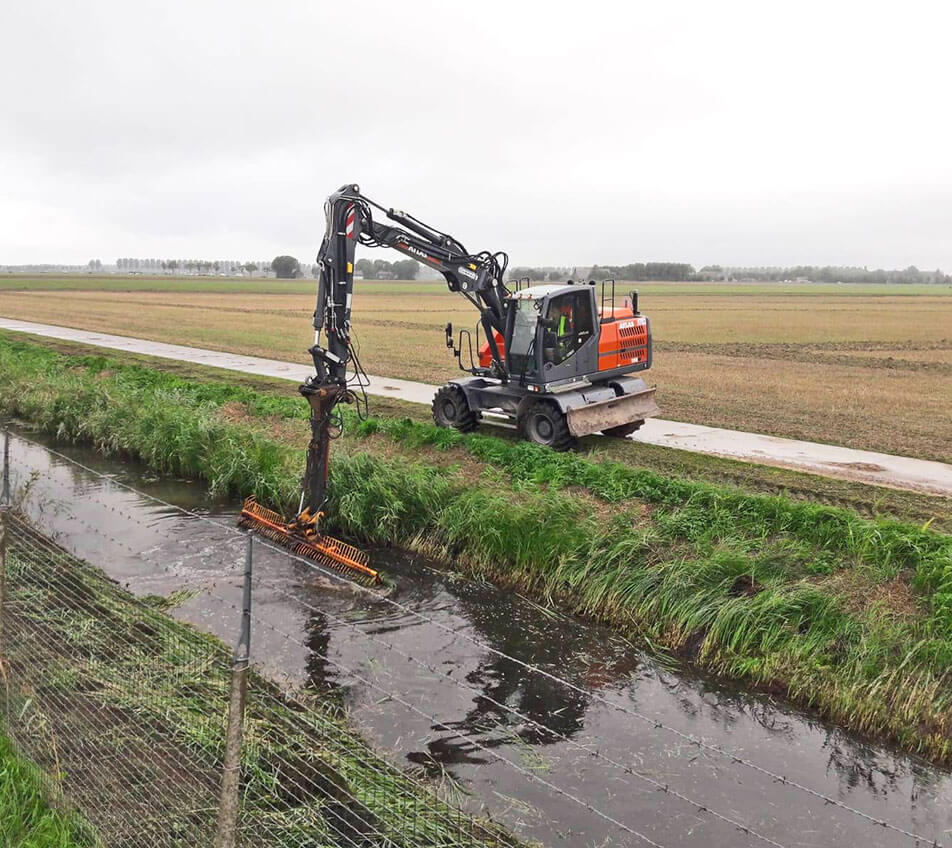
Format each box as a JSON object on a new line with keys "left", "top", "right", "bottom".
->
{"left": 6, "top": 427, "right": 952, "bottom": 848}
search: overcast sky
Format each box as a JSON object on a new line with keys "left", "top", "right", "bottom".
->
{"left": 2, "top": 1, "right": 950, "bottom": 269}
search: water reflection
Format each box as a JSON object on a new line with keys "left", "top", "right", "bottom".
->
{"left": 305, "top": 611, "right": 337, "bottom": 695}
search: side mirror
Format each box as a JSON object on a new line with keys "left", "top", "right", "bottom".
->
{"left": 444, "top": 322, "right": 454, "bottom": 348}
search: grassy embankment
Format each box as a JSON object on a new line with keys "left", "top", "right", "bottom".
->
{"left": 0, "top": 734, "right": 94, "bottom": 847}
{"left": 2, "top": 275, "right": 951, "bottom": 460}
{"left": 9, "top": 329, "right": 952, "bottom": 533}
{"left": 1, "top": 335, "right": 952, "bottom": 765}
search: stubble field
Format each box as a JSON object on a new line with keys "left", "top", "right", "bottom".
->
{"left": 1, "top": 275, "right": 950, "bottom": 461}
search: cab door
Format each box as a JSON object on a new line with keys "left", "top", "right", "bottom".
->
{"left": 539, "top": 288, "right": 598, "bottom": 383}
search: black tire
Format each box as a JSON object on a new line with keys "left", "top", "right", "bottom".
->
{"left": 519, "top": 401, "right": 577, "bottom": 451}
{"left": 432, "top": 384, "right": 479, "bottom": 433}
{"left": 601, "top": 419, "right": 645, "bottom": 438}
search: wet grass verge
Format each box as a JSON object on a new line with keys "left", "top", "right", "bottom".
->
{"left": 9, "top": 327, "right": 952, "bottom": 533}
{"left": 0, "top": 733, "right": 96, "bottom": 847}
{"left": 1, "top": 335, "right": 951, "bottom": 765}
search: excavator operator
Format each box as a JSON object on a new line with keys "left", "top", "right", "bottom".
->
{"left": 549, "top": 299, "right": 576, "bottom": 361}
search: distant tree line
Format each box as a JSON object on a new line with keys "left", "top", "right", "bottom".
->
{"left": 715, "top": 265, "right": 951, "bottom": 285}
{"left": 1, "top": 263, "right": 91, "bottom": 272}
{"left": 513, "top": 263, "right": 952, "bottom": 284}
{"left": 355, "top": 258, "right": 420, "bottom": 280}
{"left": 116, "top": 257, "right": 256, "bottom": 274}
{"left": 19, "top": 257, "right": 946, "bottom": 287}
{"left": 509, "top": 267, "right": 577, "bottom": 283}
{"left": 590, "top": 262, "right": 696, "bottom": 281}
{"left": 510, "top": 264, "right": 695, "bottom": 282}
{"left": 114, "top": 257, "right": 320, "bottom": 277}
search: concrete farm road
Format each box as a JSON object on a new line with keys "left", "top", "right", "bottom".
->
{"left": 2, "top": 317, "right": 950, "bottom": 497}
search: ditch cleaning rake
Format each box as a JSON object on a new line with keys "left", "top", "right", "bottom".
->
{"left": 238, "top": 384, "right": 379, "bottom": 586}
{"left": 238, "top": 498, "right": 378, "bottom": 584}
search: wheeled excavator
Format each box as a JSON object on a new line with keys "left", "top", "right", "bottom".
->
{"left": 239, "top": 184, "right": 659, "bottom": 583}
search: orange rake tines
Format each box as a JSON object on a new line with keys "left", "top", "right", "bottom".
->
{"left": 238, "top": 497, "right": 379, "bottom": 585}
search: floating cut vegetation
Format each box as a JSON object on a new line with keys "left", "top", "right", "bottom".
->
{"left": 1, "top": 335, "right": 951, "bottom": 764}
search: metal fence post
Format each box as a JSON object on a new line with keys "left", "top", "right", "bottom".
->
{"left": 1, "top": 429, "right": 8, "bottom": 660}
{"left": 2, "top": 427, "right": 9, "bottom": 506}
{"left": 0, "top": 505, "right": 7, "bottom": 671}
{"left": 214, "top": 534, "right": 253, "bottom": 848}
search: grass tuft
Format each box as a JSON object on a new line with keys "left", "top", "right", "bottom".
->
{"left": 0, "top": 733, "right": 96, "bottom": 847}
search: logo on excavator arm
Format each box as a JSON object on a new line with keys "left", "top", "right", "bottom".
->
{"left": 405, "top": 244, "right": 431, "bottom": 261}
{"left": 458, "top": 266, "right": 478, "bottom": 281}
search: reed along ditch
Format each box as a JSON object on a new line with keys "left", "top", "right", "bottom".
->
{"left": 7, "top": 427, "right": 952, "bottom": 848}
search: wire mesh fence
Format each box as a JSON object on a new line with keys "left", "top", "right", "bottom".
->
{"left": 0, "top": 506, "right": 522, "bottom": 848}
{"left": 1, "top": 510, "right": 225, "bottom": 845}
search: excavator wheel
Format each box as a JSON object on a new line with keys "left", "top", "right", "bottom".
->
{"left": 432, "top": 384, "right": 479, "bottom": 433}
{"left": 520, "top": 401, "right": 577, "bottom": 452}
{"left": 601, "top": 419, "right": 645, "bottom": 439}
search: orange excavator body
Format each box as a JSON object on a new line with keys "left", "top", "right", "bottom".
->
{"left": 478, "top": 301, "right": 649, "bottom": 374}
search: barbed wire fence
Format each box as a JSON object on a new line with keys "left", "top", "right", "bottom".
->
{"left": 0, "top": 425, "right": 946, "bottom": 848}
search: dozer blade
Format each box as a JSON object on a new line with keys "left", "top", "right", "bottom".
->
{"left": 238, "top": 498, "right": 379, "bottom": 585}
{"left": 566, "top": 386, "right": 660, "bottom": 438}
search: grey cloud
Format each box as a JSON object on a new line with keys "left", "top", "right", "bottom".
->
{"left": 2, "top": 0, "right": 950, "bottom": 268}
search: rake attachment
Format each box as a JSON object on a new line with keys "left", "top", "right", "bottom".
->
{"left": 238, "top": 497, "right": 379, "bottom": 586}
{"left": 236, "top": 341, "right": 378, "bottom": 583}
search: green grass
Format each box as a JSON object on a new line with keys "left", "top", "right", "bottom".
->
{"left": 0, "top": 733, "right": 95, "bottom": 847}
{"left": 9, "top": 329, "right": 951, "bottom": 533}
{"left": 1, "top": 335, "right": 951, "bottom": 764}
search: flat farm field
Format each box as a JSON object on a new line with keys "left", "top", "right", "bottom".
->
{"left": 2, "top": 274, "right": 950, "bottom": 461}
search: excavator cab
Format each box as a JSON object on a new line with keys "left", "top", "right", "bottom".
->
{"left": 539, "top": 287, "right": 597, "bottom": 376}
{"left": 502, "top": 285, "right": 599, "bottom": 387}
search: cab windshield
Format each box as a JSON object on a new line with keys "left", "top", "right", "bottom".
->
{"left": 507, "top": 299, "right": 538, "bottom": 379}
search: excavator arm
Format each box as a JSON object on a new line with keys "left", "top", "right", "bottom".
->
{"left": 309, "top": 184, "right": 510, "bottom": 387}
{"left": 241, "top": 183, "right": 510, "bottom": 583}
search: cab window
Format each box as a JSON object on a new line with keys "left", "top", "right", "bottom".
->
{"left": 507, "top": 299, "right": 539, "bottom": 378}
{"left": 543, "top": 291, "right": 594, "bottom": 365}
